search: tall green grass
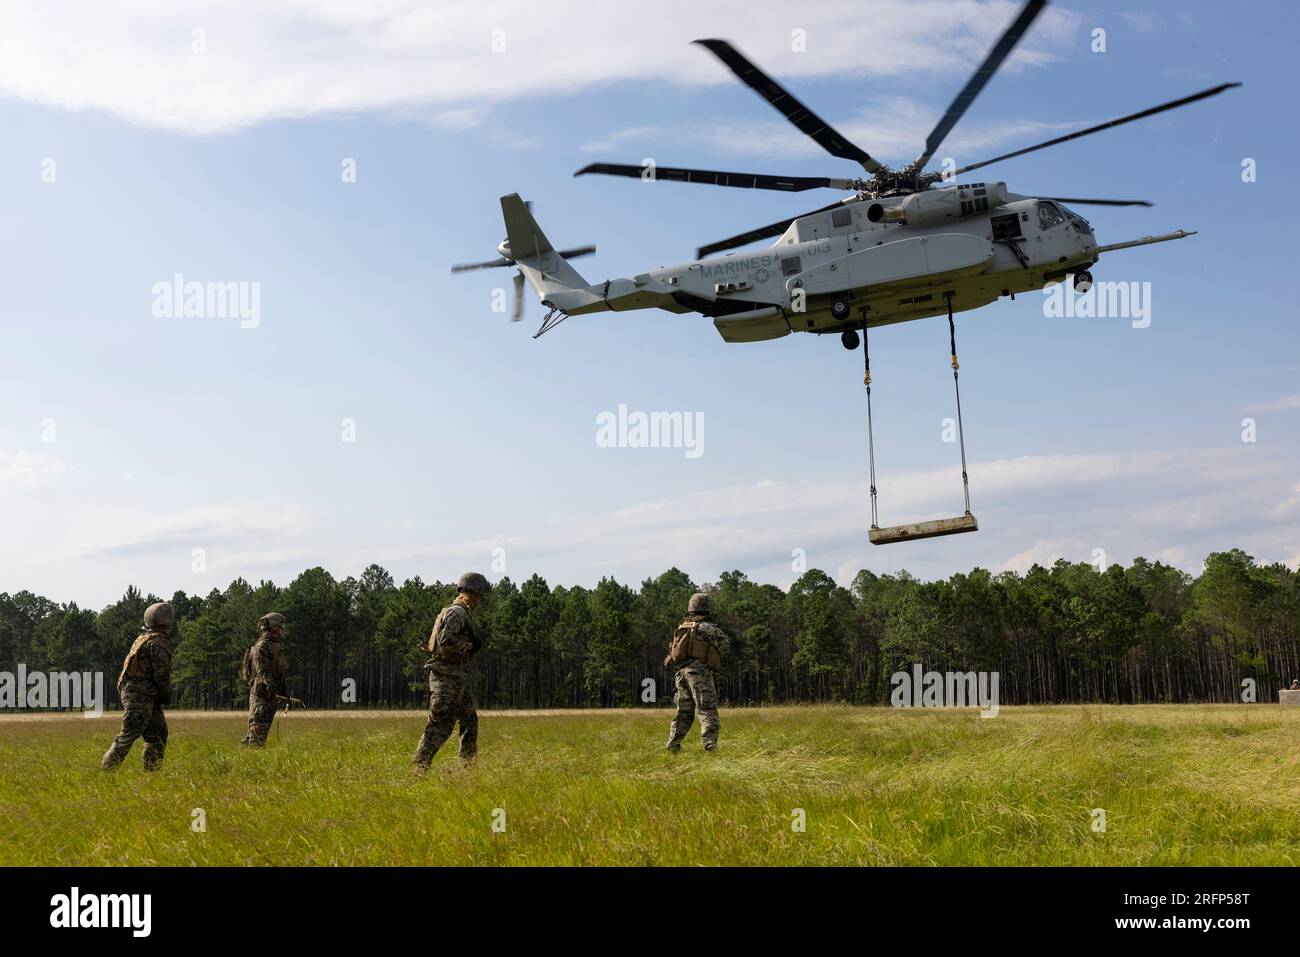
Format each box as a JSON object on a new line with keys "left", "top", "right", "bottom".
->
{"left": 2, "top": 704, "right": 1297, "bottom": 865}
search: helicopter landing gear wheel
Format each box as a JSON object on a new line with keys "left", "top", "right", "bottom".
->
{"left": 841, "top": 329, "right": 860, "bottom": 351}
{"left": 830, "top": 297, "right": 851, "bottom": 321}
{"left": 1073, "top": 269, "right": 1093, "bottom": 293}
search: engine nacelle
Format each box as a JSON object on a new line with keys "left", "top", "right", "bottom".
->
{"left": 868, "top": 182, "right": 1010, "bottom": 227}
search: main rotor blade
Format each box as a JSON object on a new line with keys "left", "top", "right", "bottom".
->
{"left": 576, "top": 162, "right": 854, "bottom": 192}
{"left": 913, "top": 0, "right": 1047, "bottom": 171}
{"left": 451, "top": 257, "right": 511, "bottom": 272}
{"left": 556, "top": 245, "right": 597, "bottom": 259}
{"left": 953, "top": 81, "right": 1242, "bottom": 176}
{"left": 697, "top": 200, "right": 849, "bottom": 259}
{"left": 1045, "top": 196, "right": 1152, "bottom": 207}
{"left": 693, "top": 39, "right": 884, "bottom": 173}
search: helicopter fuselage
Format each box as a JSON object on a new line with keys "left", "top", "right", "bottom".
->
{"left": 542, "top": 188, "right": 1099, "bottom": 343}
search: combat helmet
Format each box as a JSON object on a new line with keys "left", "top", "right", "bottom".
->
{"left": 258, "top": 612, "right": 287, "bottom": 633}
{"left": 687, "top": 592, "right": 713, "bottom": 616}
{"left": 143, "top": 602, "right": 175, "bottom": 634}
{"left": 456, "top": 572, "right": 491, "bottom": 596}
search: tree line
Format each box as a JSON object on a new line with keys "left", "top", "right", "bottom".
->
{"left": 1, "top": 549, "right": 1296, "bottom": 710}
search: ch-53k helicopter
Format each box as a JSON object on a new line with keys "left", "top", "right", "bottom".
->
{"left": 452, "top": 0, "right": 1238, "bottom": 545}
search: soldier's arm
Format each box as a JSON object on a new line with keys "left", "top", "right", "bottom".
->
{"left": 151, "top": 643, "right": 173, "bottom": 703}
{"left": 274, "top": 647, "right": 290, "bottom": 693}
{"left": 252, "top": 643, "right": 277, "bottom": 695}
{"left": 437, "top": 606, "right": 476, "bottom": 658}
{"left": 701, "top": 622, "right": 730, "bottom": 655}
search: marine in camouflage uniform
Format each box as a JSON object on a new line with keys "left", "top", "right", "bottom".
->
{"left": 241, "top": 612, "right": 290, "bottom": 746}
{"left": 665, "top": 592, "right": 730, "bottom": 753}
{"left": 412, "top": 572, "right": 490, "bottom": 772}
{"left": 100, "top": 602, "right": 174, "bottom": 771}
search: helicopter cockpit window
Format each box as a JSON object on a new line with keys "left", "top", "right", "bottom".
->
{"left": 831, "top": 207, "right": 854, "bottom": 229}
{"left": 1036, "top": 201, "right": 1066, "bottom": 230}
{"left": 781, "top": 256, "right": 802, "bottom": 277}
{"left": 1059, "top": 204, "right": 1094, "bottom": 235}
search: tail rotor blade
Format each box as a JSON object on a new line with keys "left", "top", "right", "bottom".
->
{"left": 512, "top": 271, "right": 525, "bottom": 321}
{"left": 451, "top": 257, "right": 512, "bottom": 273}
{"left": 556, "top": 244, "right": 596, "bottom": 260}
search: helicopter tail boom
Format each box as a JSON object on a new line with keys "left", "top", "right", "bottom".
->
{"left": 499, "top": 193, "right": 593, "bottom": 300}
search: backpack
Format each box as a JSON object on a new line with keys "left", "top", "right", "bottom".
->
{"left": 240, "top": 644, "right": 255, "bottom": 684}
{"left": 669, "top": 622, "right": 721, "bottom": 669}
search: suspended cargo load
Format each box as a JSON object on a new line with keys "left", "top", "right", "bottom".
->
{"left": 863, "top": 293, "right": 978, "bottom": 545}
{"left": 870, "top": 513, "right": 979, "bottom": 545}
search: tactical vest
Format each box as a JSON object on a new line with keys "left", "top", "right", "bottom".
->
{"left": 669, "top": 622, "right": 721, "bottom": 669}
{"left": 118, "top": 632, "right": 155, "bottom": 685}
{"left": 428, "top": 604, "right": 477, "bottom": 664}
{"left": 242, "top": 638, "right": 287, "bottom": 687}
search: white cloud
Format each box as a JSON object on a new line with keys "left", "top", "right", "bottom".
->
{"left": 997, "top": 539, "right": 1067, "bottom": 574}
{"left": 368, "top": 534, "right": 529, "bottom": 568}
{"left": 836, "top": 555, "right": 868, "bottom": 584}
{"left": 0, "top": 450, "right": 66, "bottom": 489}
{"left": 407, "top": 445, "right": 1290, "bottom": 584}
{"left": 206, "top": 547, "right": 322, "bottom": 571}
{"left": 12, "top": 444, "right": 1296, "bottom": 604}
{"left": 1150, "top": 546, "right": 1188, "bottom": 566}
{"left": 580, "top": 100, "right": 1080, "bottom": 167}
{"left": 0, "top": 1, "right": 1080, "bottom": 135}
{"left": 1120, "top": 12, "right": 1161, "bottom": 34}
{"left": 1275, "top": 482, "right": 1300, "bottom": 517}
{"left": 58, "top": 503, "right": 313, "bottom": 560}
{"left": 1244, "top": 395, "right": 1300, "bottom": 414}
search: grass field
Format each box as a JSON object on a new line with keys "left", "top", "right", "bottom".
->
{"left": 2, "top": 704, "right": 1298, "bottom": 866}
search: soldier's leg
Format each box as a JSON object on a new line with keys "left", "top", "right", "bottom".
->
{"left": 666, "top": 669, "right": 695, "bottom": 752}
{"left": 685, "top": 666, "right": 721, "bottom": 750}
{"left": 412, "top": 674, "right": 458, "bottom": 770}
{"left": 142, "top": 705, "right": 168, "bottom": 770}
{"left": 242, "top": 688, "right": 261, "bottom": 745}
{"left": 100, "top": 695, "right": 152, "bottom": 770}
{"left": 456, "top": 690, "right": 478, "bottom": 760}
{"left": 242, "top": 695, "right": 277, "bottom": 747}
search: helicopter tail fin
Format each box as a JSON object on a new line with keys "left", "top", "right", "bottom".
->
{"left": 500, "top": 193, "right": 589, "bottom": 294}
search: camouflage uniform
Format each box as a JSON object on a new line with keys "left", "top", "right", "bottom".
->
{"left": 413, "top": 574, "right": 490, "bottom": 770}
{"left": 101, "top": 602, "right": 173, "bottom": 771}
{"left": 666, "top": 594, "right": 729, "bottom": 753}
{"left": 241, "top": 613, "right": 290, "bottom": 746}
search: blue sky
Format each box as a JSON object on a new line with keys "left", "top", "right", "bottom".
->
{"left": 1, "top": 0, "right": 1296, "bottom": 606}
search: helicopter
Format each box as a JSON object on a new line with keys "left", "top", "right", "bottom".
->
{"left": 452, "top": 0, "right": 1238, "bottom": 545}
